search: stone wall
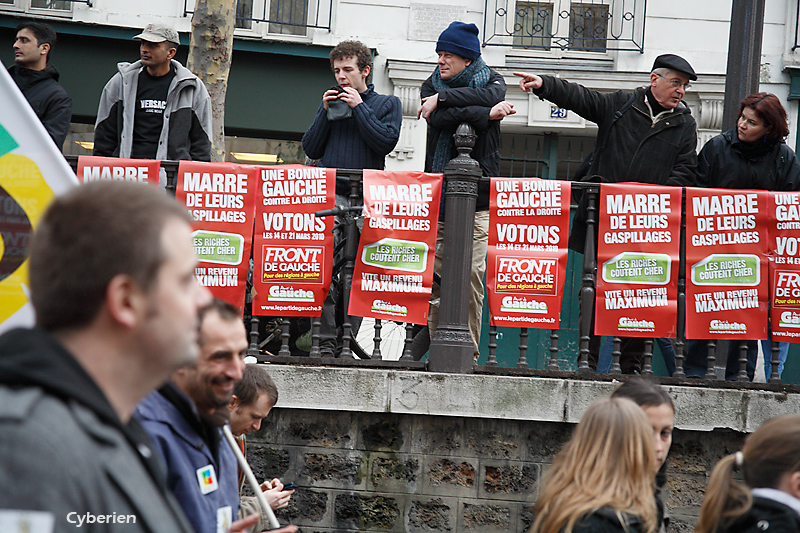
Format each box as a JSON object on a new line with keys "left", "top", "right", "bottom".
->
{"left": 247, "top": 409, "right": 746, "bottom": 532}
{"left": 247, "top": 367, "right": 796, "bottom": 532}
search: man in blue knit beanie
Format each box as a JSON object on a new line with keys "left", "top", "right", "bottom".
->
{"left": 302, "top": 40, "right": 402, "bottom": 355}
{"left": 418, "top": 21, "right": 515, "bottom": 360}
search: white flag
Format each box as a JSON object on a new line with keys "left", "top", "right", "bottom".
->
{"left": 0, "top": 62, "right": 78, "bottom": 333}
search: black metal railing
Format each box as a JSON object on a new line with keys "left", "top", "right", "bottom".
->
{"left": 64, "top": 142, "right": 791, "bottom": 387}
{"left": 795, "top": 0, "right": 800, "bottom": 51}
{"left": 483, "top": 0, "right": 646, "bottom": 52}
{"left": 183, "top": 0, "right": 331, "bottom": 33}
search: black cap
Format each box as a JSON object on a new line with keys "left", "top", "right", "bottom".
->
{"left": 652, "top": 54, "right": 697, "bottom": 81}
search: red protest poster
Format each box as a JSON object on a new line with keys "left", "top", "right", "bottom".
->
{"left": 486, "top": 177, "right": 570, "bottom": 328}
{"left": 252, "top": 165, "right": 335, "bottom": 316}
{"left": 175, "top": 161, "right": 258, "bottom": 313}
{"left": 685, "top": 188, "right": 768, "bottom": 339}
{"left": 349, "top": 170, "right": 442, "bottom": 324}
{"left": 76, "top": 155, "right": 159, "bottom": 185}
{"left": 594, "top": 183, "right": 681, "bottom": 338}
{"left": 768, "top": 191, "right": 800, "bottom": 342}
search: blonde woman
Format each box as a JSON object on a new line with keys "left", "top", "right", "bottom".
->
{"left": 531, "top": 398, "right": 658, "bottom": 533}
{"left": 696, "top": 415, "right": 800, "bottom": 533}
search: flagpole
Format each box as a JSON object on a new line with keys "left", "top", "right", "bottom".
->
{"left": 222, "top": 425, "right": 281, "bottom": 530}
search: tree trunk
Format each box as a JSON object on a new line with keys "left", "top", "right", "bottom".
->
{"left": 187, "top": 0, "right": 236, "bottom": 162}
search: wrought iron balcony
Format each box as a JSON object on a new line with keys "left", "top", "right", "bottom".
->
{"left": 483, "top": 0, "right": 646, "bottom": 52}
{"left": 183, "top": 0, "right": 331, "bottom": 34}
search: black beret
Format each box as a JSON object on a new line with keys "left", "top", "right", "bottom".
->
{"left": 652, "top": 54, "right": 697, "bottom": 81}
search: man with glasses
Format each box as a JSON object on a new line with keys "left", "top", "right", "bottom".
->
{"left": 513, "top": 54, "right": 698, "bottom": 374}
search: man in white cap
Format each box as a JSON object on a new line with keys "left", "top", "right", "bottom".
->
{"left": 94, "top": 23, "right": 212, "bottom": 165}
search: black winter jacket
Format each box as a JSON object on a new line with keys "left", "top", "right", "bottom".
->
{"left": 533, "top": 76, "right": 697, "bottom": 250}
{"left": 8, "top": 64, "right": 72, "bottom": 148}
{"left": 421, "top": 69, "right": 506, "bottom": 212}
{"left": 534, "top": 77, "right": 697, "bottom": 186}
{"left": 716, "top": 496, "right": 800, "bottom": 533}
{"left": 569, "top": 507, "right": 647, "bottom": 533}
{"left": 697, "top": 129, "right": 800, "bottom": 191}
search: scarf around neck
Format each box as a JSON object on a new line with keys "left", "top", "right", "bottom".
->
{"left": 430, "top": 56, "right": 491, "bottom": 172}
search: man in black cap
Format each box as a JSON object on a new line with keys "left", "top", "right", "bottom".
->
{"left": 513, "top": 55, "right": 698, "bottom": 373}
{"left": 418, "top": 21, "right": 515, "bottom": 360}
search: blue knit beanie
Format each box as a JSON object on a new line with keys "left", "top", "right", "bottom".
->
{"left": 436, "top": 21, "right": 481, "bottom": 60}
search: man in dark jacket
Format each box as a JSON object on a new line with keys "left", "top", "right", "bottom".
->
{"left": 302, "top": 40, "right": 402, "bottom": 355}
{"left": 419, "top": 21, "right": 515, "bottom": 359}
{"left": 0, "top": 181, "right": 209, "bottom": 533}
{"left": 302, "top": 39, "right": 402, "bottom": 189}
{"left": 514, "top": 55, "right": 698, "bottom": 373}
{"left": 9, "top": 21, "right": 72, "bottom": 148}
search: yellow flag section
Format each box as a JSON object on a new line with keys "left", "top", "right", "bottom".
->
{"left": 0, "top": 65, "right": 77, "bottom": 333}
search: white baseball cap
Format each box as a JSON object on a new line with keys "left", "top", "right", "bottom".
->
{"left": 133, "top": 23, "right": 180, "bottom": 44}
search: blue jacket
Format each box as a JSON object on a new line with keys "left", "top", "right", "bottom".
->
{"left": 302, "top": 84, "right": 402, "bottom": 196}
{"left": 134, "top": 385, "right": 240, "bottom": 533}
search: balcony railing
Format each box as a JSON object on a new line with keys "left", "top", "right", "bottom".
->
{"left": 795, "top": 0, "right": 800, "bottom": 51}
{"left": 183, "top": 0, "right": 332, "bottom": 33}
{"left": 483, "top": 0, "right": 646, "bottom": 52}
{"left": 64, "top": 131, "right": 794, "bottom": 389}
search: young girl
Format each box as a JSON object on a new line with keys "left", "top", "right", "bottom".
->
{"left": 611, "top": 378, "right": 674, "bottom": 482}
{"left": 696, "top": 415, "right": 800, "bottom": 533}
{"left": 530, "top": 397, "right": 658, "bottom": 533}
{"left": 611, "top": 378, "right": 674, "bottom": 531}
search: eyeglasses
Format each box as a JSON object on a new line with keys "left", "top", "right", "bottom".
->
{"left": 656, "top": 73, "right": 691, "bottom": 90}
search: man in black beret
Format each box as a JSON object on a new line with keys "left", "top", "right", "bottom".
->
{"left": 512, "top": 55, "right": 698, "bottom": 374}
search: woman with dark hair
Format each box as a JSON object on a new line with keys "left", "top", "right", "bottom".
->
{"left": 530, "top": 397, "right": 659, "bottom": 533}
{"left": 611, "top": 379, "right": 674, "bottom": 483}
{"left": 696, "top": 414, "right": 800, "bottom": 533}
{"left": 612, "top": 378, "right": 674, "bottom": 532}
{"left": 686, "top": 92, "right": 800, "bottom": 381}
{"left": 697, "top": 92, "right": 798, "bottom": 190}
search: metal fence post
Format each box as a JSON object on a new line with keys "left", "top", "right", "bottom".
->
{"left": 428, "top": 123, "right": 479, "bottom": 373}
{"left": 577, "top": 186, "right": 598, "bottom": 374}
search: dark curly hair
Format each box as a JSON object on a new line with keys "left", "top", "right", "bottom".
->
{"left": 329, "top": 40, "right": 372, "bottom": 73}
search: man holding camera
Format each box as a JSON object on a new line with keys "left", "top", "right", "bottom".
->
{"left": 301, "top": 40, "right": 402, "bottom": 355}
{"left": 302, "top": 40, "right": 401, "bottom": 177}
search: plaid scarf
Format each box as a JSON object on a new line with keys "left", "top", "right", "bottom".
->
{"left": 430, "top": 56, "right": 491, "bottom": 172}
